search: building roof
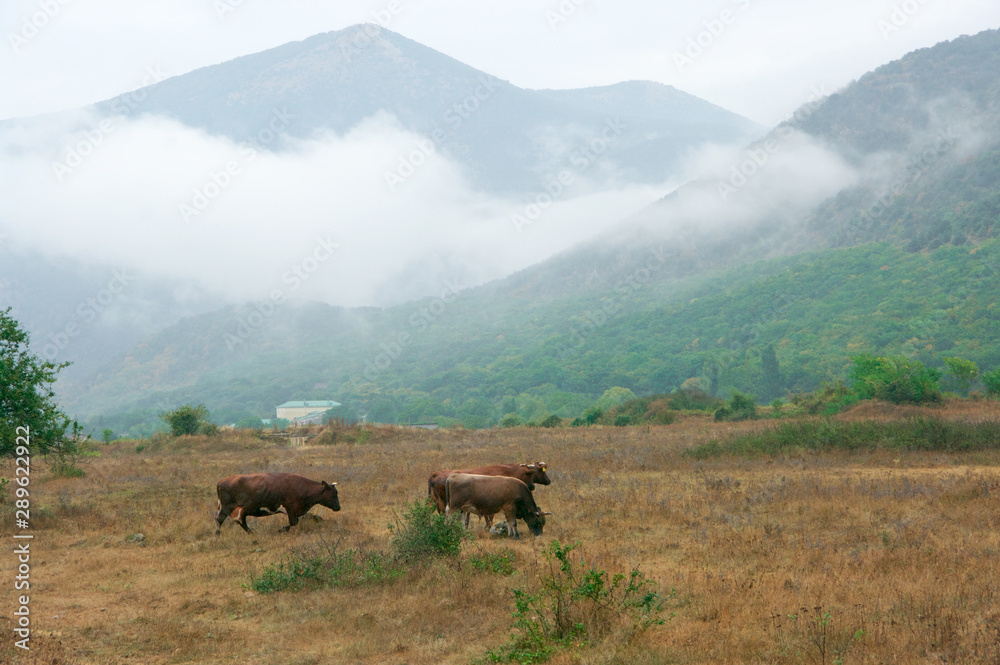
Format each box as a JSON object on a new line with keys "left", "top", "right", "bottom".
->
{"left": 276, "top": 400, "right": 341, "bottom": 408}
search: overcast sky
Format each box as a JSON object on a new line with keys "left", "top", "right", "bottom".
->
{"left": 2, "top": 0, "right": 998, "bottom": 125}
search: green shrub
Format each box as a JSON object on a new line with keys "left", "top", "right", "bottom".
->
{"left": 160, "top": 404, "right": 212, "bottom": 437}
{"left": 500, "top": 413, "right": 523, "bottom": 428}
{"left": 388, "top": 499, "right": 467, "bottom": 563}
{"left": 982, "top": 368, "right": 1000, "bottom": 397}
{"left": 469, "top": 548, "right": 517, "bottom": 575}
{"left": 714, "top": 391, "right": 758, "bottom": 422}
{"left": 537, "top": 415, "right": 562, "bottom": 428}
{"left": 849, "top": 354, "right": 942, "bottom": 404}
{"left": 482, "top": 540, "right": 668, "bottom": 664}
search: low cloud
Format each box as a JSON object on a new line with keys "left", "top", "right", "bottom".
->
{"left": 0, "top": 109, "right": 673, "bottom": 307}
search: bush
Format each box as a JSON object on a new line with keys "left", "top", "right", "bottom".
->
{"left": 537, "top": 415, "right": 562, "bottom": 428}
{"left": 500, "top": 413, "right": 523, "bottom": 428}
{"left": 482, "top": 540, "right": 668, "bottom": 664}
{"left": 714, "top": 391, "right": 758, "bottom": 422}
{"left": 160, "top": 404, "right": 213, "bottom": 437}
{"left": 389, "top": 499, "right": 467, "bottom": 563}
{"left": 469, "top": 548, "right": 517, "bottom": 575}
{"left": 983, "top": 368, "right": 1000, "bottom": 397}
{"left": 849, "top": 354, "right": 942, "bottom": 404}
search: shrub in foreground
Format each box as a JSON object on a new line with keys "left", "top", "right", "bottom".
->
{"left": 388, "top": 498, "right": 467, "bottom": 562}
{"left": 482, "top": 540, "right": 668, "bottom": 664}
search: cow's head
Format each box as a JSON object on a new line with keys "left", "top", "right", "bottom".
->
{"left": 521, "top": 507, "right": 551, "bottom": 537}
{"left": 320, "top": 481, "right": 341, "bottom": 512}
{"left": 521, "top": 462, "right": 551, "bottom": 486}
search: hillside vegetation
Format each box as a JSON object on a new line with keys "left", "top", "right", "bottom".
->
{"left": 56, "top": 29, "right": 1000, "bottom": 433}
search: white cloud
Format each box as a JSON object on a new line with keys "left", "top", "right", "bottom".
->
{"left": 0, "top": 110, "right": 670, "bottom": 307}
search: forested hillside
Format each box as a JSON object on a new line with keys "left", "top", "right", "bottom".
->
{"left": 67, "top": 29, "right": 1000, "bottom": 435}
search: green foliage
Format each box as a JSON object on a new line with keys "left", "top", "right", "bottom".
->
{"left": 849, "top": 354, "right": 942, "bottom": 404}
{"left": 247, "top": 544, "right": 403, "bottom": 594}
{"left": 984, "top": 368, "right": 1000, "bottom": 397}
{"left": 101, "top": 428, "right": 115, "bottom": 444}
{"left": 593, "top": 387, "right": 637, "bottom": 411}
{"left": 687, "top": 417, "right": 1000, "bottom": 458}
{"left": 536, "top": 415, "right": 562, "bottom": 428}
{"left": 160, "top": 404, "right": 212, "bottom": 437}
{"left": 388, "top": 499, "right": 467, "bottom": 563}
{"left": 500, "top": 413, "right": 523, "bottom": 428}
{"left": 714, "top": 391, "right": 759, "bottom": 422}
{"left": 482, "top": 540, "right": 668, "bottom": 664}
{"left": 0, "top": 308, "right": 84, "bottom": 459}
{"left": 942, "top": 356, "right": 979, "bottom": 396}
{"left": 469, "top": 548, "right": 517, "bottom": 576}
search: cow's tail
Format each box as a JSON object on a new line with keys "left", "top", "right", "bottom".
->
{"left": 428, "top": 474, "right": 434, "bottom": 501}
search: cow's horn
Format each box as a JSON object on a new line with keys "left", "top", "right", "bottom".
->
{"left": 540, "top": 511, "right": 552, "bottom": 516}
{"left": 331, "top": 482, "right": 338, "bottom": 486}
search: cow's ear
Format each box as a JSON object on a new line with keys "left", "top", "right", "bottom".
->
{"left": 538, "top": 462, "right": 546, "bottom": 470}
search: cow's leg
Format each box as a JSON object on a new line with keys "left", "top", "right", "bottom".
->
{"left": 284, "top": 511, "right": 300, "bottom": 532}
{"left": 464, "top": 511, "right": 471, "bottom": 529}
{"left": 504, "top": 507, "right": 519, "bottom": 539}
{"left": 215, "top": 499, "right": 229, "bottom": 535}
{"left": 231, "top": 507, "right": 252, "bottom": 533}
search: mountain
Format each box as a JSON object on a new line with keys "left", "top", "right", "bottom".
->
{"left": 26, "top": 29, "right": 1000, "bottom": 431}
{"left": 94, "top": 25, "right": 761, "bottom": 194}
{"left": 0, "top": 25, "right": 762, "bottom": 390}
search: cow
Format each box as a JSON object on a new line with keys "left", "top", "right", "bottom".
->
{"left": 215, "top": 473, "right": 340, "bottom": 535}
{"left": 427, "top": 462, "right": 550, "bottom": 522}
{"left": 444, "top": 473, "right": 550, "bottom": 539}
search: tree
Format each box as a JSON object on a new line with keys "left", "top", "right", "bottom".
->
{"left": 942, "top": 357, "right": 979, "bottom": 396}
{"left": 160, "top": 404, "right": 213, "bottom": 436}
{"left": 848, "top": 354, "right": 942, "bottom": 404}
{"left": 982, "top": 368, "right": 1000, "bottom": 397}
{"left": 0, "top": 308, "right": 82, "bottom": 458}
{"left": 760, "top": 344, "right": 782, "bottom": 400}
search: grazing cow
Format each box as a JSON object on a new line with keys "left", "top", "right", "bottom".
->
{"left": 444, "top": 473, "right": 550, "bottom": 539}
{"left": 428, "top": 462, "right": 550, "bottom": 519}
{"left": 215, "top": 473, "right": 340, "bottom": 535}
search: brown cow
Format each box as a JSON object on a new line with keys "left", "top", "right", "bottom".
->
{"left": 444, "top": 473, "right": 550, "bottom": 539}
{"left": 428, "top": 462, "right": 550, "bottom": 520}
{"left": 215, "top": 473, "right": 340, "bottom": 535}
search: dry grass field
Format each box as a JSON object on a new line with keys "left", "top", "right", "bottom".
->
{"left": 4, "top": 400, "right": 1000, "bottom": 664}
